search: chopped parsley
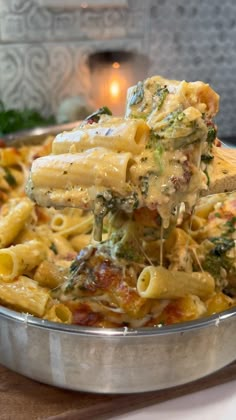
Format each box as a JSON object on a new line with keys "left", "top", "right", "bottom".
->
{"left": 210, "top": 237, "right": 234, "bottom": 256}
{"left": 153, "top": 143, "right": 164, "bottom": 173}
{"left": 50, "top": 242, "right": 58, "bottom": 255}
{"left": 202, "top": 254, "right": 232, "bottom": 281}
{"left": 96, "top": 191, "right": 139, "bottom": 213}
{"left": 201, "top": 237, "right": 234, "bottom": 282}
{"left": 207, "top": 126, "right": 217, "bottom": 144}
{"left": 156, "top": 85, "right": 169, "bottom": 110}
{"left": 201, "top": 153, "right": 214, "bottom": 163}
{"left": 204, "top": 168, "right": 210, "bottom": 186}
{"left": 165, "top": 110, "right": 185, "bottom": 124}
{"left": 146, "top": 131, "right": 161, "bottom": 149}
{"left": 224, "top": 217, "right": 236, "bottom": 234}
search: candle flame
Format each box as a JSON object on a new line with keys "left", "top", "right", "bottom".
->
{"left": 109, "top": 80, "right": 120, "bottom": 99}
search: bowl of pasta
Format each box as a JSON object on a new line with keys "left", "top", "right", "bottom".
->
{"left": 0, "top": 75, "right": 236, "bottom": 393}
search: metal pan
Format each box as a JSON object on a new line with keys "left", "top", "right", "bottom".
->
{"left": 0, "top": 127, "right": 235, "bottom": 394}
{"left": 0, "top": 121, "right": 81, "bottom": 146}
{"left": 0, "top": 306, "right": 235, "bottom": 394}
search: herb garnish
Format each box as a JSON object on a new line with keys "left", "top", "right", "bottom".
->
{"left": 50, "top": 242, "right": 58, "bottom": 255}
{"left": 146, "top": 131, "right": 161, "bottom": 149}
{"left": 201, "top": 154, "right": 214, "bottom": 163}
{"left": 210, "top": 237, "right": 234, "bottom": 256}
{"left": 201, "top": 237, "right": 234, "bottom": 281}
{"left": 204, "top": 168, "right": 210, "bottom": 186}
{"left": 207, "top": 126, "right": 217, "bottom": 144}
{"left": 156, "top": 85, "right": 169, "bottom": 110}
{"left": 224, "top": 217, "right": 236, "bottom": 234}
{"left": 153, "top": 143, "right": 164, "bottom": 173}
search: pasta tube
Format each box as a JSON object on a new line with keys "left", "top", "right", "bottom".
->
{"left": 27, "top": 186, "right": 90, "bottom": 210}
{"left": 0, "top": 197, "right": 34, "bottom": 248}
{"left": 28, "top": 148, "right": 132, "bottom": 190}
{"left": 50, "top": 213, "right": 93, "bottom": 237}
{"left": 182, "top": 215, "right": 208, "bottom": 240}
{"left": 0, "top": 240, "right": 47, "bottom": 282}
{"left": 51, "top": 234, "right": 75, "bottom": 257}
{"left": 137, "top": 266, "right": 215, "bottom": 299}
{"left": 164, "top": 228, "right": 197, "bottom": 251}
{"left": 50, "top": 213, "right": 82, "bottom": 232}
{"left": 13, "top": 228, "right": 38, "bottom": 244}
{"left": 0, "top": 275, "right": 49, "bottom": 317}
{"left": 27, "top": 148, "right": 133, "bottom": 209}
{"left": 206, "top": 292, "right": 235, "bottom": 316}
{"left": 44, "top": 303, "right": 72, "bottom": 324}
{"left": 52, "top": 118, "right": 149, "bottom": 155}
{"left": 70, "top": 233, "right": 91, "bottom": 251}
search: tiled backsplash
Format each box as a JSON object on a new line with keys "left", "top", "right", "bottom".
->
{"left": 0, "top": 0, "right": 235, "bottom": 136}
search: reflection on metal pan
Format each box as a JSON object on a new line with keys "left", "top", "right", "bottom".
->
{"left": 0, "top": 304, "right": 235, "bottom": 393}
{"left": 1, "top": 121, "right": 81, "bottom": 146}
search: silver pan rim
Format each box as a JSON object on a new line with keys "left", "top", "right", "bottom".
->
{"left": 0, "top": 304, "right": 235, "bottom": 337}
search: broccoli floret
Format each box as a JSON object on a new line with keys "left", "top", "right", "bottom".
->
{"left": 202, "top": 254, "right": 231, "bottom": 280}
{"left": 201, "top": 237, "right": 234, "bottom": 286}
{"left": 115, "top": 243, "right": 142, "bottom": 262}
{"left": 210, "top": 237, "right": 234, "bottom": 256}
{"left": 109, "top": 222, "right": 144, "bottom": 263}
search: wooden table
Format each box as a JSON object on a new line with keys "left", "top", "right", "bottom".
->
{"left": 0, "top": 362, "right": 236, "bottom": 420}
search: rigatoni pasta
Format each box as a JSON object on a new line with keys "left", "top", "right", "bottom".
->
{"left": 27, "top": 148, "right": 134, "bottom": 212}
{"left": 29, "top": 148, "right": 133, "bottom": 191}
{"left": 137, "top": 266, "right": 215, "bottom": 299}
{"left": 44, "top": 303, "right": 72, "bottom": 324}
{"left": 0, "top": 240, "right": 47, "bottom": 281}
{"left": 0, "top": 275, "right": 49, "bottom": 317}
{"left": 0, "top": 74, "right": 235, "bottom": 329}
{"left": 52, "top": 118, "right": 149, "bottom": 155}
{"left": 0, "top": 197, "right": 34, "bottom": 248}
{"left": 50, "top": 212, "right": 93, "bottom": 237}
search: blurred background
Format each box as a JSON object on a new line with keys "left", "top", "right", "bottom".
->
{"left": 0, "top": 0, "right": 235, "bottom": 140}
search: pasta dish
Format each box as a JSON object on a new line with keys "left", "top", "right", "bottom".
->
{"left": 0, "top": 75, "right": 235, "bottom": 328}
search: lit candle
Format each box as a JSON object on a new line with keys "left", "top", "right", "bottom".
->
{"left": 109, "top": 80, "right": 120, "bottom": 99}
{"left": 88, "top": 51, "right": 149, "bottom": 116}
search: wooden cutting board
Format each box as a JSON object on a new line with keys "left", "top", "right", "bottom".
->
{"left": 0, "top": 362, "right": 236, "bottom": 420}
